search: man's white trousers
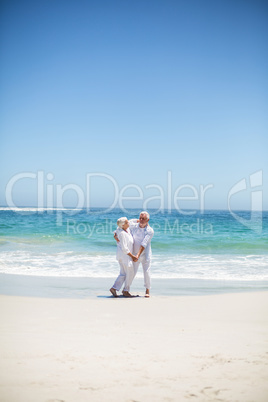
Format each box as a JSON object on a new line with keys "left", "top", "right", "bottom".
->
{"left": 133, "top": 258, "right": 151, "bottom": 289}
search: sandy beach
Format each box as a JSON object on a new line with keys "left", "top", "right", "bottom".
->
{"left": 0, "top": 291, "right": 268, "bottom": 402}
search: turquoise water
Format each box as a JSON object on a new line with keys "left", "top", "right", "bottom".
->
{"left": 0, "top": 208, "right": 267, "bottom": 280}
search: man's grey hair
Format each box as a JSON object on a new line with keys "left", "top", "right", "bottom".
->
{"left": 140, "top": 211, "right": 150, "bottom": 220}
{"left": 117, "top": 217, "right": 127, "bottom": 229}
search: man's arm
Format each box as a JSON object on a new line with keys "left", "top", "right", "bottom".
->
{"left": 114, "top": 233, "right": 120, "bottom": 242}
{"left": 136, "top": 227, "right": 154, "bottom": 258}
{"left": 113, "top": 228, "right": 120, "bottom": 243}
{"left": 141, "top": 227, "right": 154, "bottom": 249}
{"left": 136, "top": 246, "right": 145, "bottom": 259}
{"left": 128, "top": 219, "right": 139, "bottom": 229}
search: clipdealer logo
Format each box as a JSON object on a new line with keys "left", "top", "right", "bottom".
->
{"left": 228, "top": 170, "right": 263, "bottom": 234}
{"left": 4, "top": 170, "right": 214, "bottom": 223}
{"left": 4, "top": 169, "right": 264, "bottom": 233}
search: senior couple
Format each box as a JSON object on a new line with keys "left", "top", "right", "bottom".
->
{"left": 110, "top": 211, "right": 154, "bottom": 298}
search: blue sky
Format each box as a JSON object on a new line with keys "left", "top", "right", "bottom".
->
{"left": 1, "top": 0, "right": 267, "bottom": 210}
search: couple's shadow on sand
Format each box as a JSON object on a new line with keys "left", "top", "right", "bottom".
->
{"left": 97, "top": 295, "right": 142, "bottom": 299}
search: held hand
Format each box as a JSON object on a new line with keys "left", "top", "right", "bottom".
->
{"left": 132, "top": 256, "right": 138, "bottom": 262}
{"left": 114, "top": 233, "right": 120, "bottom": 243}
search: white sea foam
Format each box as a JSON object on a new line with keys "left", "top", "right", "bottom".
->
{"left": 0, "top": 251, "right": 267, "bottom": 280}
{"left": 0, "top": 207, "right": 80, "bottom": 211}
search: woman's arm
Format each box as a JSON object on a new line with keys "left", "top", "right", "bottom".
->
{"left": 118, "top": 232, "right": 138, "bottom": 261}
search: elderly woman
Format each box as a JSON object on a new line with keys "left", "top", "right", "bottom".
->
{"left": 110, "top": 217, "right": 138, "bottom": 298}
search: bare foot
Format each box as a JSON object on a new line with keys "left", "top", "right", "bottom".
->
{"left": 110, "top": 288, "right": 118, "bottom": 297}
{"left": 145, "top": 289, "right": 150, "bottom": 298}
{"left": 122, "top": 291, "right": 132, "bottom": 298}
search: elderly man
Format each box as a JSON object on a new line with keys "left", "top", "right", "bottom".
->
{"left": 114, "top": 211, "right": 154, "bottom": 297}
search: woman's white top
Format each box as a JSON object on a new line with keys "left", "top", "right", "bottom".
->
{"left": 116, "top": 228, "right": 134, "bottom": 267}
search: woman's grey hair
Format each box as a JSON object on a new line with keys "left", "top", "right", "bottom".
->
{"left": 117, "top": 217, "right": 128, "bottom": 229}
{"left": 140, "top": 211, "right": 150, "bottom": 220}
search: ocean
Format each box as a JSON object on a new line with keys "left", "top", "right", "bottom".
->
{"left": 0, "top": 208, "right": 267, "bottom": 284}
